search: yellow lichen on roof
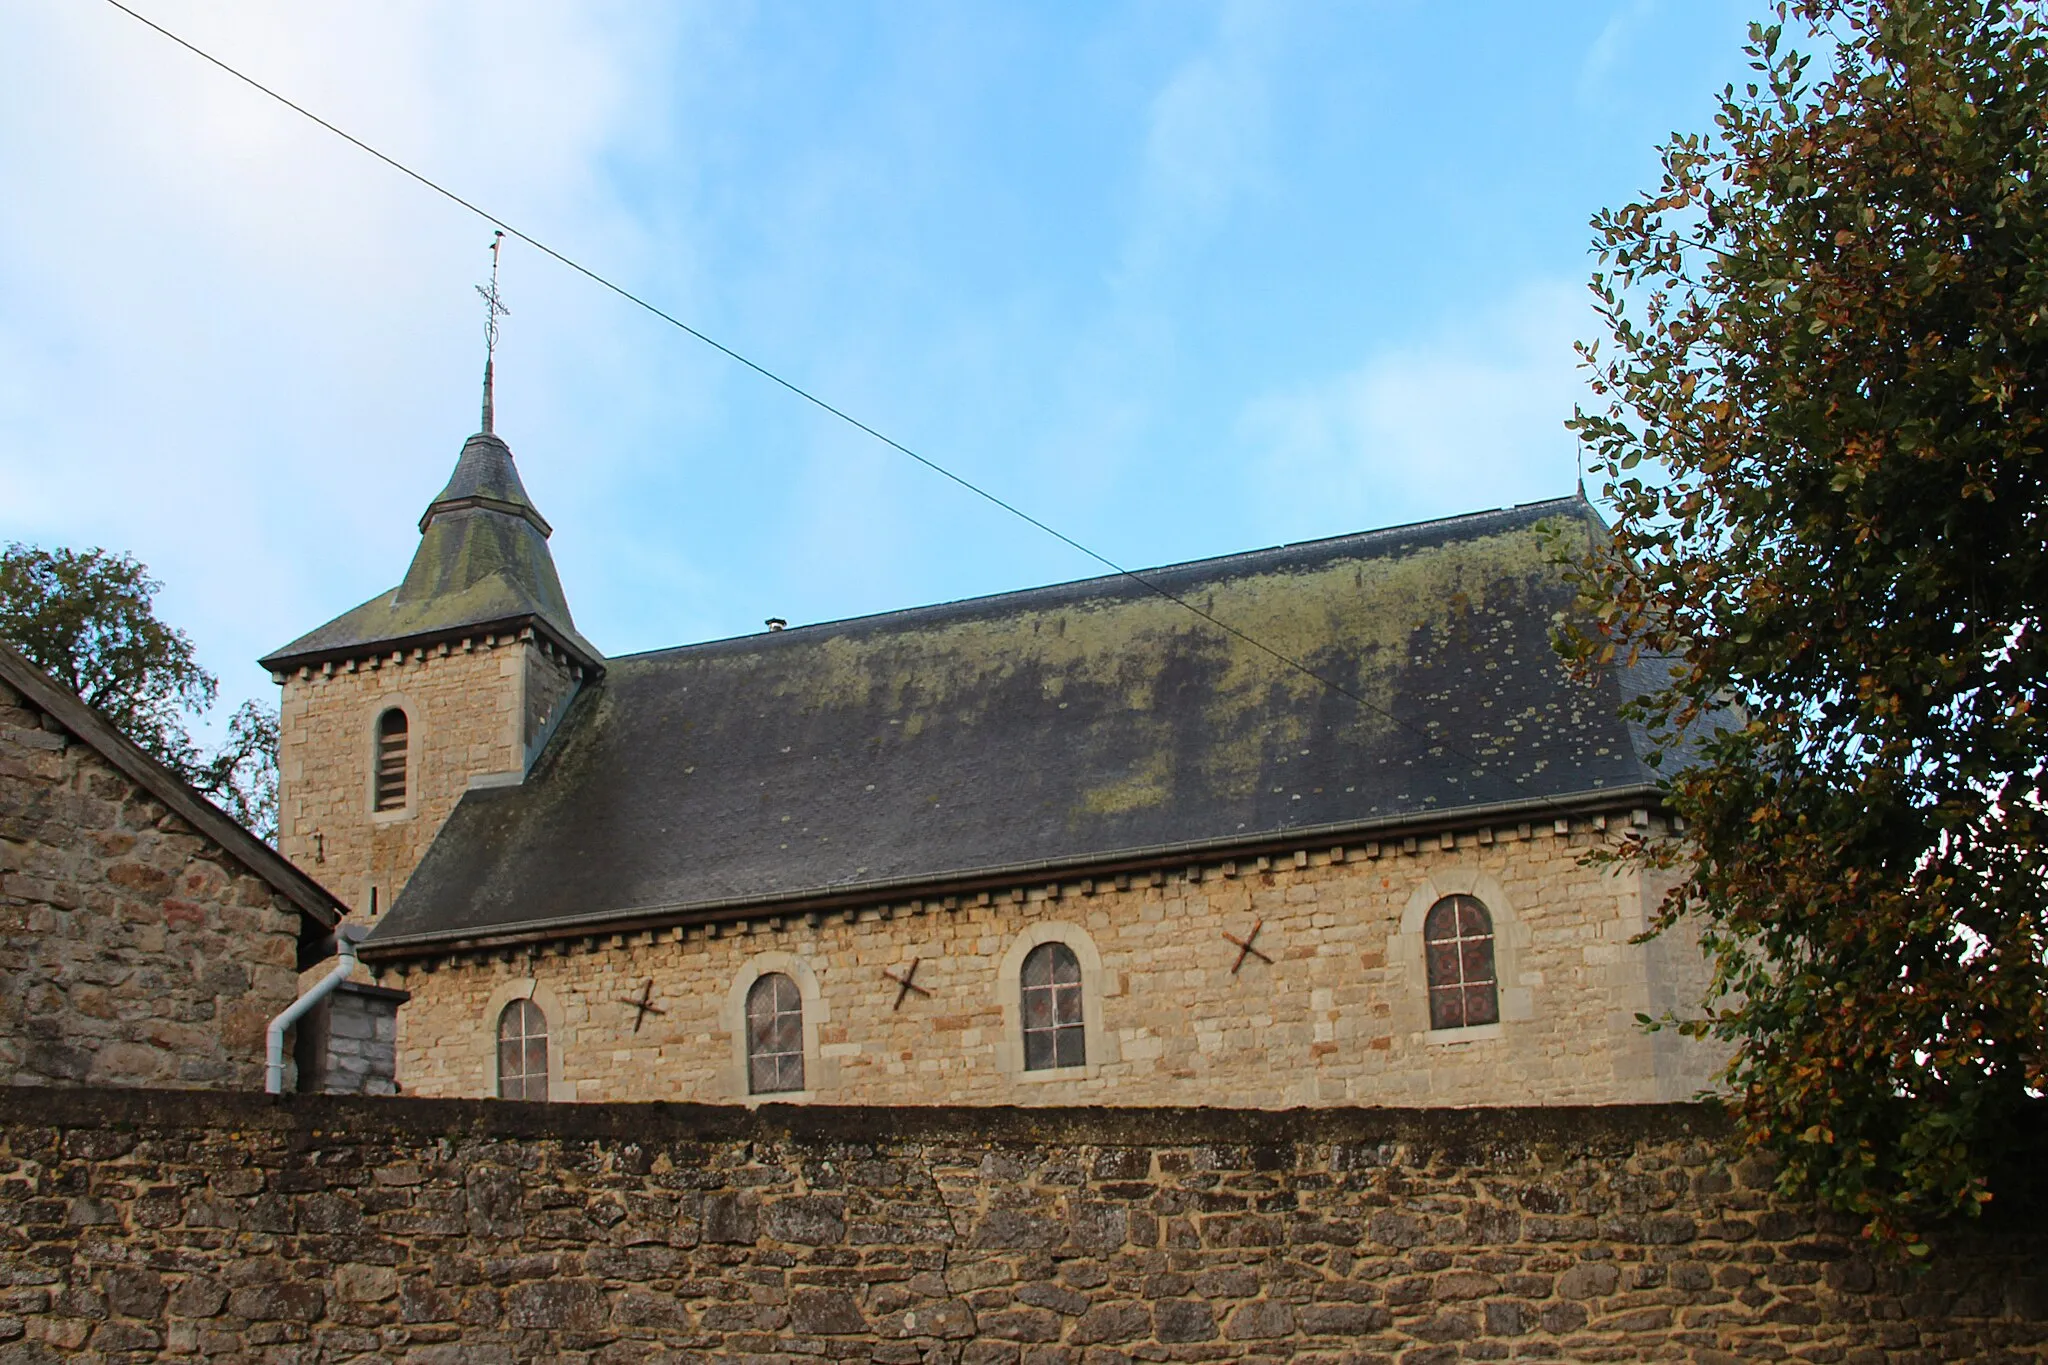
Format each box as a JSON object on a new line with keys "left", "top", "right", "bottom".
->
{"left": 671, "top": 521, "right": 1563, "bottom": 812}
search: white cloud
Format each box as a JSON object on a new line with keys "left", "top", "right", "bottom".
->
{"left": 0, "top": 0, "right": 682, "bottom": 716}
{"left": 1011, "top": 0, "right": 1289, "bottom": 534}
{"left": 1118, "top": 0, "right": 1282, "bottom": 287}
{"left": 1579, "top": 0, "right": 1659, "bottom": 109}
{"left": 1235, "top": 281, "right": 1594, "bottom": 537}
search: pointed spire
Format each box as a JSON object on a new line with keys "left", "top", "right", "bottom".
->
{"left": 257, "top": 231, "right": 601, "bottom": 678}
{"left": 418, "top": 430, "right": 551, "bottom": 537}
{"left": 260, "top": 418, "right": 599, "bottom": 675}
{"left": 475, "top": 230, "right": 509, "bottom": 436}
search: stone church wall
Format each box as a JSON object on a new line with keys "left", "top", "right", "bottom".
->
{"left": 0, "top": 1088, "right": 2040, "bottom": 1362}
{"left": 381, "top": 814, "right": 1723, "bottom": 1107}
{"left": 0, "top": 678, "right": 303, "bottom": 1090}
{"left": 276, "top": 635, "right": 575, "bottom": 921}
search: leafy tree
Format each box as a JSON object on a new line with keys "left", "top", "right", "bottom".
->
{"left": 191, "top": 699, "right": 281, "bottom": 844}
{"left": 0, "top": 543, "right": 279, "bottom": 841}
{"left": 1, "top": 544, "right": 214, "bottom": 766}
{"left": 1566, "top": 0, "right": 2048, "bottom": 1251}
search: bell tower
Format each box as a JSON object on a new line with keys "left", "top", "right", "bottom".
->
{"left": 262, "top": 283, "right": 601, "bottom": 925}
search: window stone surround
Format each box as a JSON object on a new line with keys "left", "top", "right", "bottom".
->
{"left": 1392, "top": 865, "right": 1532, "bottom": 1045}
{"left": 479, "top": 975, "right": 569, "bottom": 1102}
{"left": 993, "top": 921, "right": 1118, "bottom": 1084}
{"left": 721, "top": 951, "right": 833, "bottom": 1105}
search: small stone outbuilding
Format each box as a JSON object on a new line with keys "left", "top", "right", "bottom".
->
{"left": 0, "top": 641, "right": 346, "bottom": 1090}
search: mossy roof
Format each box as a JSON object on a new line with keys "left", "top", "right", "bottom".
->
{"left": 261, "top": 432, "right": 599, "bottom": 672}
{"left": 371, "top": 497, "right": 1667, "bottom": 950}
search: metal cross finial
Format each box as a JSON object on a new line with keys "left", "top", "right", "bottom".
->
{"left": 476, "top": 230, "right": 510, "bottom": 432}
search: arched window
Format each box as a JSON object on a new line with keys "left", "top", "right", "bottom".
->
{"left": 496, "top": 998, "right": 549, "bottom": 1100}
{"left": 373, "top": 708, "right": 409, "bottom": 811}
{"left": 1424, "top": 894, "right": 1500, "bottom": 1030}
{"left": 1020, "top": 941, "right": 1085, "bottom": 1070}
{"left": 746, "top": 972, "right": 805, "bottom": 1094}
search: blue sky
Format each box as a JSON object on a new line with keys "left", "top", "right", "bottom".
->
{"left": 0, "top": 0, "right": 1755, "bottom": 727}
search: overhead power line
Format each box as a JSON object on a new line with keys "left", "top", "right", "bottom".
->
{"left": 98, "top": 0, "right": 1490, "bottom": 776}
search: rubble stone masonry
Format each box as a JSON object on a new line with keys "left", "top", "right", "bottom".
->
{"left": 381, "top": 817, "right": 1720, "bottom": 1108}
{"left": 275, "top": 635, "right": 576, "bottom": 922}
{"left": 0, "top": 1088, "right": 2040, "bottom": 1363}
{"left": 0, "top": 678, "right": 303, "bottom": 1090}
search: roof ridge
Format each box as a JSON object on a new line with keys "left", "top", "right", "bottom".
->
{"left": 612, "top": 495, "right": 1586, "bottom": 663}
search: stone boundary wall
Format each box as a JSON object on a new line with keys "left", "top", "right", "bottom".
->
{"left": 0, "top": 1090, "right": 2041, "bottom": 1363}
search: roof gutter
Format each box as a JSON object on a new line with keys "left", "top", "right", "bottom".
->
{"left": 360, "top": 782, "right": 1666, "bottom": 963}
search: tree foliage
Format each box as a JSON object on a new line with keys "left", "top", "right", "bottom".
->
{"left": 0, "top": 544, "right": 215, "bottom": 763}
{"left": 191, "top": 699, "right": 280, "bottom": 845}
{"left": 1566, "top": 0, "right": 2048, "bottom": 1251}
{"left": 0, "top": 543, "right": 279, "bottom": 841}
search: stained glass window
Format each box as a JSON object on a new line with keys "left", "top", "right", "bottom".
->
{"left": 1020, "top": 942, "right": 1085, "bottom": 1070}
{"left": 1424, "top": 894, "right": 1499, "bottom": 1030}
{"left": 496, "top": 998, "right": 549, "bottom": 1100}
{"left": 746, "top": 972, "right": 805, "bottom": 1094}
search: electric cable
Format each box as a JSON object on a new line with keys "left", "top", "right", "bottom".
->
{"left": 98, "top": 0, "right": 1492, "bottom": 777}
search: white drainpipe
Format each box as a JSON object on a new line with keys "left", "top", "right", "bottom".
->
{"left": 265, "top": 924, "right": 364, "bottom": 1095}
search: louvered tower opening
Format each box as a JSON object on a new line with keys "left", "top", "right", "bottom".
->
{"left": 374, "top": 708, "right": 409, "bottom": 811}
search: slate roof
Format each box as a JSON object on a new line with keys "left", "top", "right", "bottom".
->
{"left": 261, "top": 431, "right": 600, "bottom": 673}
{"left": 0, "top": 642, "right": 346, "bottom": 967}
{"left": 370, "top": 497, "right": 1668, "bottom": 953}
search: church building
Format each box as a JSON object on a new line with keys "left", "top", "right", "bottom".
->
{"left": 263, "top": 409, "right": 1718, "bottom": 1108}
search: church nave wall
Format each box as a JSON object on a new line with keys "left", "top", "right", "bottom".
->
{"left": 380, "top": 812, "right": 1722, "bottom": 1107}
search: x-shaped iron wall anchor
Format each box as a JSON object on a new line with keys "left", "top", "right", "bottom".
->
{"left": 884, "top": 959, "right": 932, "bottom": 1010}
{"left": 1223, "top": 919, "right": 1273, "bottom": 973}
{"left": 622, "top": 978, "right": 667, "bottom": 1033}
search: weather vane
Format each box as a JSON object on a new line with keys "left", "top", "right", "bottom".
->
{"left": 476, "top": 230, "right": 510, "bottom": 432}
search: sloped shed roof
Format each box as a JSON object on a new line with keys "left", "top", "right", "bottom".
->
{"left": 370, "top": 497, "right": 1664, "bottom": 951}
